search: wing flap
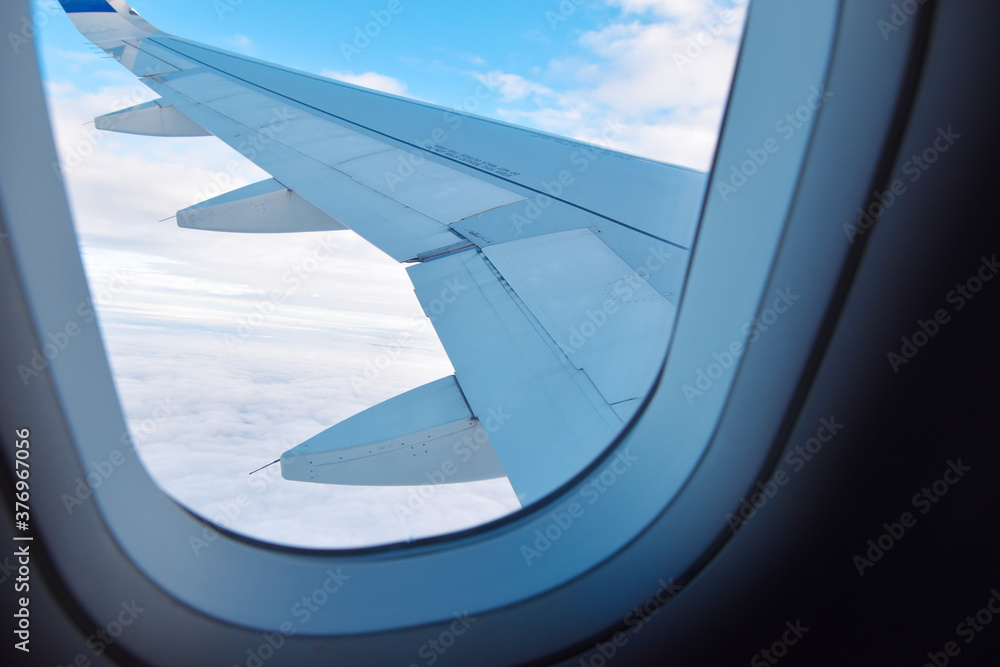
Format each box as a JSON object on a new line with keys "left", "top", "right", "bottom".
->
{"left": 482, "top": 229, "right": 675, "bottom": 406}
{"left": 408, "top": 248, "right": 624, "bottom": 505}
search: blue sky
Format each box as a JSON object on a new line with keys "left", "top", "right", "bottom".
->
{"left": 43, "top": 1, "right": 700, "bottom": 113}
{"left": 42, "top": 1, "right": 632, "bottom": 106}
{"left": 34, "top": 0, "right": 746, "bottom": 548}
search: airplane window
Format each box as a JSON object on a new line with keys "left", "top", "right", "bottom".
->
{"left": 40, "top": 0, "right": 748, "bottom": 549}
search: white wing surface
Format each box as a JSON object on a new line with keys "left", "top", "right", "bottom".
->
{"left": 61, "top": 0, "right": 706, "bottom": 505}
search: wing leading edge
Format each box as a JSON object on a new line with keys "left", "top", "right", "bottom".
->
{"left": 60, "top": 1, "right": 704, "bottom": 505}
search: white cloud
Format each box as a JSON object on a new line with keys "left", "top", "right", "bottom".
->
{"left": 221, "top": 34, "right": 256, "bottom": 53}
{"left": 609, "top": 0, "right": 746, "bottom": 20}
{"left": 484, "top": 0, "right": 748, "bottom": 169}
{"left": 481, "top": 71, "right": 554, "bottom": 102}
{"left": 459, "top": 53, "right": 486, "bottom": 66}
{"left": 320, "top": 70, "right": 409, "bottom": 96}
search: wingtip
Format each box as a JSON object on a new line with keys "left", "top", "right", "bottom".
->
{"left": 59, "top": 0, "right": 161, "bottom": 47}
{"left": 59, "top": 0, "right": 116, "bottom": 13}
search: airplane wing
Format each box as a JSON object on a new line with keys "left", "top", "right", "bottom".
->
{"left": 60, "top": 1, "right": 706, "bottom": 505}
